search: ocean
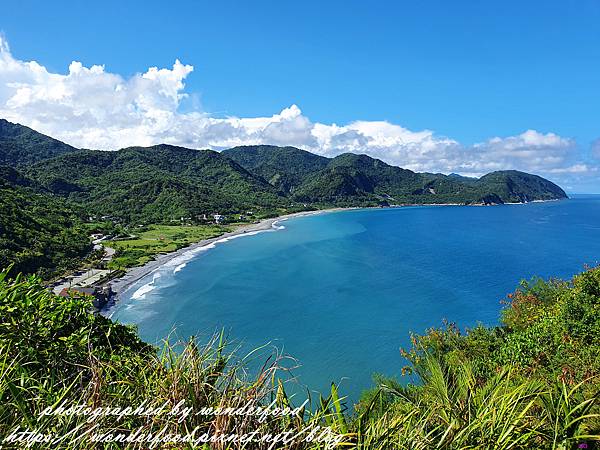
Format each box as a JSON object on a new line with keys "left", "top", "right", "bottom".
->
{"left": 110, "top": 195, "right": 600, "bottom": 405}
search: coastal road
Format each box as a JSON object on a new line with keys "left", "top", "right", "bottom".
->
{"left": 51, "top": 268, "right": 111, "bottom": 294}
{"left": 51, "top": 245, "right": 116, "bottom": 294}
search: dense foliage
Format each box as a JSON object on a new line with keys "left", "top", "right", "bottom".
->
{"left": 0, "top": 167, "right": 90, "bottom": 278}
{"left": 0, "top": 270, "right": 152, "bottom": 380}
{"left": 401, "top": 268, "right": 600, "bottom": 386}
{"left": 0, "top": 119, "right": 76, "bottom": 167}
{"left": 356, "top": 267, "right": 600, "bottom": 448}
{"left": 225, "top": 146, "right": 568, "bottom": 205}
{"left": 0, "top": 119, "right": 567, "bottom": 228}
{"left": 26, "top": 145, "right": 286, "bottom": 223}
{"left": 1, "top": 267, "right": 599, "bottom": 448}
{"left": 222, "top": 145, "right": 329, "bottom": 193}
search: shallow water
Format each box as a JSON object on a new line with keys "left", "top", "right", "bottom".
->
{"left": 111, "top": 196, "right": 600, "bottom": 404}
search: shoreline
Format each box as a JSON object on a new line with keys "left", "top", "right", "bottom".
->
{"left": 104, "top": 198, "right": 564, "bottom": 306}
{"left": 106, "top": 208, "right": 348, "bottom": 300}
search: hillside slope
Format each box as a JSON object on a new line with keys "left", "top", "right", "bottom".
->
{"left": 27, "top": 145, "right": 285, "bottom": 222}
{"left": 222, "top": 145, "right": 329, "bottom": 193}
{"left": 0, "top": 119, "right": 77, "bottom": 167}
{"left": 0, "top": 120, "right": 569, "bottom": 223}
{"left": 225, "top": 148, "right": 567, "bottom": 205}
{"left": 477, "top": 170, "right": 568, "bottom": 202}
{"left": 0, "top": 166, "right": 90, "bottom": 277}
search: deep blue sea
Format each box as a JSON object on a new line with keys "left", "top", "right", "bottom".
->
{"left": 111, "top": 196, "right": 600, "bottom": 404}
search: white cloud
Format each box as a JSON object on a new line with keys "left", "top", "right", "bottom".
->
{"left": 543, "top": 164, "right": 596, "bottom": 174}
{"left": 0, "top": 36, "right": 594, "bottom": 180}
{"left": 458, "top": 130, "right": 577, "bottom": 176}
{"left": 592, "top": 139, "right": 600, "bottom": 160}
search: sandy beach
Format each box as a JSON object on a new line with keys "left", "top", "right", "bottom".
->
{"left": 107, "top": 208, "right": 346, "bottom": 298}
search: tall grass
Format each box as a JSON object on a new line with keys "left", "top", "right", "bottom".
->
{"left": 355, "top": 354, "right": 599, "bottom": 449}
{"left": 0, "top": 335, "right": 316, "bottom": 449}
{"left": 1, "top": 269, "right": 599, "bottom": 449}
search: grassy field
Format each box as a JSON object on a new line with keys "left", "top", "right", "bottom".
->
{"left": 108, "top": 224, "right": 231, "bottom": 268}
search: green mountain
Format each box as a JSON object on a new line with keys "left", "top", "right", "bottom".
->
{"left": 476, "top": 170, "right": 568, "bottom": 202}
{"left": 225, "top": 146, "right": 567, "bottom": 205}
{"left": 0, "top": 119, "right": 77, "bottom": 167}
{"left": 26, "top": 144, "right": 285, "bottom": 223}
{"left": 0, "top": 119, "right": 567, "bottom": 213}
{"left": 222, "top": 145, "right": 329, "bottom": 193}
{"left": 295, "top": 153, "right": 427, "bottom": 204}
{"left": 0, "top": 166, "right": 90, "bottom": 277}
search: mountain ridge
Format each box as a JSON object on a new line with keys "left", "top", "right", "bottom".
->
{"left": 25, "top": 144, "right": 285, "bottom": 223}
{"left": 0, "top": 119, "right": 77, "bottom": 167}
{"left": 0, "top": 119, "right": 568, "bottom": 223}
{"left": 224, "top": 145, "right": 568, "bottom": 206}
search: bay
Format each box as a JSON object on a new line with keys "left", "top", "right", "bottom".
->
{"left": 111, "top": 196, "right": 600, "bottom": 404}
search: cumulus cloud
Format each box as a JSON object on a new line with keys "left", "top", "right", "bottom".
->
{"left": 0, "top": 36, "right": 195, "bottom": 149}
{"left": 0, "top": 36, "right": 594, "bottom": 180}
{"left": 456, "top": 130, "right": 578, "bottom": 177}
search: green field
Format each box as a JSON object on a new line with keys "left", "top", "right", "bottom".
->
{"left": 108, "top": 224, "right": 231, "bottom": 268}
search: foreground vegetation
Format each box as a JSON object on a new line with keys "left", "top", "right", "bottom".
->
{"left": 1, "top": 265, "right": 599, "bottom": 449}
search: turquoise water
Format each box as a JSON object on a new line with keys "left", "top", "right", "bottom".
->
{"left": 111, "top": 196, "right": 600, "bottom": 404}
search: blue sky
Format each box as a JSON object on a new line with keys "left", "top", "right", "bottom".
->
{"left": 1, "top": 0, "right": 599, "bottom": 191}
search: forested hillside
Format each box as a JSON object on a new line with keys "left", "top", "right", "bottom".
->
{"left": 0, "top": 166, "right": 90, "bottom": 277}
{"left": 26, "top": 145, "right": 285, "bottom": 223}
{"left": 0, "top": 119, "right": 76, "bottom": 167}
{"left": 226, "top": 146, "right": 568, "bottom": 205}
{"left": 222, "top": 145, "right": 329, "bottom": 193}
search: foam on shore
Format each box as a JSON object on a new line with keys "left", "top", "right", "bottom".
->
{"left": 131, "top": 272, "right": 161, "bottom": 300}
{"left": 164, "top": 228, "right": 276, "bottom": 277}
{"left": 105, "top": 209, "right": 344, "bottom": 311}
